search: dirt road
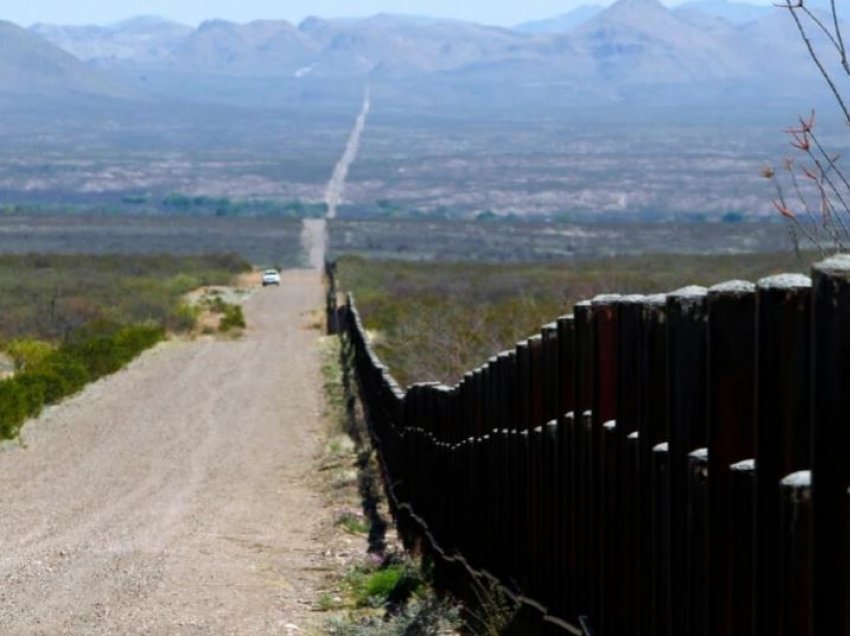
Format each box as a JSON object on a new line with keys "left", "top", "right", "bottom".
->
{"left": 0, "top": 271, "right": 330, "bottom": 634}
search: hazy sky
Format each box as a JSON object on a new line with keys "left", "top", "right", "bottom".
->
{"left": 3, "top": 0, "right": 779, "bottom": 28}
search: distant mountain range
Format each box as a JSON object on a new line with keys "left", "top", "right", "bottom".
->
{"left": 0, "top": 20, "right": 118, "bottom": 97}
{"left": 0, "top": 0, "right": 842, "bottom": 115}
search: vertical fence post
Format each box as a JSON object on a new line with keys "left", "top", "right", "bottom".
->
{"left": 666, "top": 285, "right": 709, "bottom": 634}
{"left": 779, "top": 470, "right": 812, "bottom": 636}
{"left": 652, "top": 442, "right": 671, "bottom": 636}
{"left": 593, "top": 294, "right": 620, "bottom": 634}
{"left": 624, "top": 429, "right": 641, "bottom": 634}
{"left": 706, "top": 280, "right": 757, "bottom": 636}
{"left": 812, "top": 254, "right": 850, "bottom": 636}
{"left": 557, "top": 314, "right": 576, "bottom": 622}
{"left": 541, "top": 323, "right": 560, "bottom": 612}
{"left": 730, "top": 459, "right": 756, "bottom": 633}
{"left": 616, "top": 295, "right": 644, "bottom": 634}
{"left": 754, "top": 274, "right": 812, "bottom": 636}
{"left": 687, "top": 447, "right": 710, "bottom": 636}
{"left": 528, "top": 335, "right": 544, "bottom": 601}
{"left": 573, "top": 300, "right": 594, "bottom": 621}
{"left": 639, "top": 294, "right": 667, "bottom": 636}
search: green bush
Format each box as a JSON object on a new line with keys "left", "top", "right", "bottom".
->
{"left": 22, "top": 368, "right": 68, "bottom": 403}
{"left": 41, "top": 352, "right": 91, "bottom": 394}
{"left": 0, "top": 324, "right": 165, "bottom": 440}
{"left": 219, "top": 304, "right": 246, "bottom": 332}
{"left": 10, "top": 374, "right": 46, "bottom": 417}
{"left": 0, "top": 380, "right": 27, "bottom": 438}
{"left": 5, "top": 338, "right": 54, "bottom": 371}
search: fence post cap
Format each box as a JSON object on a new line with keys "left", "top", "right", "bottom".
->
{"left": 592, "top": 293, "right": 622, "bottom": 305}
{"left": 617, "top": 294, "right": 646, "bottom": 304}
{"left": 689, "top": 447, "right": 709, "bottom": 461}
{"left": 814, "top": 252, "right": 850, "bottom": 276}
{"left": 708, "top": 279, "right": 755, "bottom": 295}
{"left": 757, "top": 273, "right": 811, "bottom": 289}
{"left": 730, "top": 458, "right": 756, "bottom": 472}
{"left": 668, "top": 285, "right": 708, "bottom": 299}
{"left": 781, "top": 470, "right": 812, "bottom": 488}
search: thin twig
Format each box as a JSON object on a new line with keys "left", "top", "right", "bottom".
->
{"left": 785, "top": 3, "right": 850, "bottom": 126}
{"left": 830, "top": 0, "right": 850, "bottom": 76}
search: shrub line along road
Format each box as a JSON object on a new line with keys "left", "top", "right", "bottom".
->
{"left": 0, "top": 271, "right": 329, "bottom": 634}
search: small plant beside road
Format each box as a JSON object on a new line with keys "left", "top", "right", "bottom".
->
{"left": 0, "top": 323, "right": 163, "bottom": 439}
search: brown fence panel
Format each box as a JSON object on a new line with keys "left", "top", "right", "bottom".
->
{"left": 326, "top": 262, "right": 829, "bottom": 635}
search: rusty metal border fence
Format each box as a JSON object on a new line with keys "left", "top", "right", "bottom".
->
{"left": 326, "top": 256, "right": 850, "bottom": 635}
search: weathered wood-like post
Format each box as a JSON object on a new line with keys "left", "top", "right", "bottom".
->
{"left": 624, "top": 430, "right": 641, "bottom": 633}
{"left": 601, "top": 419, "right": 621, "bottom": 635}
{"left": 540, "top": 322, "right": 559, "bottom": 612}
{"left": 573, "top": 300, "right": 594, "bottom": 620}
{"left": 706, "top": 281, "right": 756, "bottom": 636}
{"left": 494, "top": 352, "right": 513, "bottom": 580}
{"left": 687, "top": 447, "right": 709, "bottom": 636}
{"left": 528, "top": 335, "right": 545, "bottom": 600}
{"left": 639, "top": 294, "right": 667, "bottom": 636}
{"left": 666, "top": 285, "right": 709, "bottom": 634}
{"left": 754, "top": 274, "right": 811, "bottom": 636}
{"left": 811, "top": 254, "right": 850, "bottom": 635}
{"left": 652, "top": 442, "right": 671, "bottom": 636}
{"left": 616, "top": 295, "right": 644, "bottom": 634}
{"left": 593, "top": 293, "right": 620, "bottom": 633}
{"left": 730, "top": 459, "right": 756, "bottom": 634}
{"left": 543, "top": 418, "right": 560, "bottom": 613}
{"left": 556, "top": 314, "right": 576, "bottom": 621}
{"left": 779, "top": 470, "right": 812, "bottom": 636}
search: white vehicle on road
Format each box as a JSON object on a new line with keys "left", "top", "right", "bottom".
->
{"left": 261, "top": 269, "right": 281, "bottom": 286}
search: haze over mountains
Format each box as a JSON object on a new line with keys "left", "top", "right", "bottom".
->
{"left": 1, "top": 0, "right": 839, "bottom": 116}
{"left": 0, "top": 0, "right": 844, "bottom": 221}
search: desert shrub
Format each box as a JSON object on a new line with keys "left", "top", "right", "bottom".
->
{"left": 9, "top": 374, "right": 47, "bottom": 417}
{"left": 170, "top": 303, "right": 200, "bottom": 331}
{"left": 21, "top": 368, "right": 69, "bottom": 403}
{"left": 62, "top": 324, "right": 164, "bottom": 378}
{"left": 5, "top": 338, "right": 54, "bottom": 371}
{"left": 38, "top": 351, "right": 91, "bottom": 395}
{"left": 0, "top": 381, "right": 26, "bottom": 438}
{"left": 0, "top": 324, "right": 165, "bottom": 440}
{"left": 219, "top": 304, "right": 246, "bottom": 332}
{"left": 0, "top": 252, "right": 245, "bottom": 439}
{"left": 0, "top": 253, "right": 250, "bottom": 342}
{"left": 338, "top": 252, "right": 809, "bottom": 385}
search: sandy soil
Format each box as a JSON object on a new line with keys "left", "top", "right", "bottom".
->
{"left": 0, "top": 270, "right": 332, "bottom": 635}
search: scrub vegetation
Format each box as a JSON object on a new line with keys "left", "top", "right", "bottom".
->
{"left": 0, "top": 252, "right": 250, "bottom": 439}
{"left": 337, "top": 251, "right": 809, "bottom": 386}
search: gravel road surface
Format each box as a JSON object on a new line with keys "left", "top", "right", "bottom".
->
{"left": 0, "top": 270, "right": 328, "bottom": 634}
